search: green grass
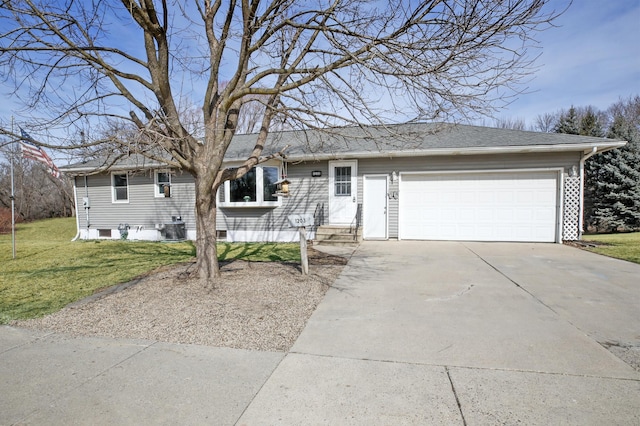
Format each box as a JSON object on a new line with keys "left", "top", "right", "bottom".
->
{"left": 0, "top": 217, "right": 300, "bottom": 324}
{"left": 582, "top": 232, "right": 640, "bottom": 265}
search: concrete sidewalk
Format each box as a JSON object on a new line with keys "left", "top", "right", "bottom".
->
{"left": 2, "top": 241, "right": 640, "bottom": 425}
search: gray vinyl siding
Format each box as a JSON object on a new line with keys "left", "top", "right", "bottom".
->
{"left": 219, "top": 151, "right": 580, "bottom": 239}
{"left": 73, "top": 150, "right": 581, "bottom": 241}
{"left": 75, "top": 170, "right": 196, "bottom": 232}
{"left": 357, "top": 151, "right": 581, "bottom": 239}
{"left": 218, "top": 161, "right": 328, "bottom": 237}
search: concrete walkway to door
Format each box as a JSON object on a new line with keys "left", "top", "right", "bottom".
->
{"left": 240, "top": 241, "right": 640, "bottom": 424}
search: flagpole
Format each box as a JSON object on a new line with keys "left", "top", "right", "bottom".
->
{"left": 10, "top": 116, "right": 16, "bottom": 259}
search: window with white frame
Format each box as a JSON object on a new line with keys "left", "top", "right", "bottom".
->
{"left": 221, "top": 165, "right": 280, "bottom": 207}
{"left": 112, "top": 173, "right": 129, "bottom": 202}
{"left": 334, "top": 166, "right": 352, "bottom": 196}
{"left": 155, "top": 170, "right": 171, "bottom": 197}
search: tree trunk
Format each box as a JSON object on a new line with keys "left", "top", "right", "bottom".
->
{"left": 194, "top": 175, "right": 221, "bottom": 286}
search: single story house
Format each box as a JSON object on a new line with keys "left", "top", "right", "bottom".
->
{"left": 61, "top": 122, "right": 625, "bottom": 244}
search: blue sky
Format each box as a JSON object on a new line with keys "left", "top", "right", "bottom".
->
{"left": 2, "top": 0, "right": 638, "bottom": 133}
{"left": 496, "top": 0, "right": 640, "bottom": 125}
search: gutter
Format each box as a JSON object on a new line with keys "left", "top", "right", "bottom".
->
{"left": 60, "top": 141, "right": 627, "bottom": 174}
{"left": 244, "top": 141, "right": 628, "bottom": 163}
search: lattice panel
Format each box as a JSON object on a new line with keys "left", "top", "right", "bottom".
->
{"left": 562, "top": 176, "right": 581, "bottom": 241}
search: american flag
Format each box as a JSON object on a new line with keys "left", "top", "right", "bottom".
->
{"left": 19, "top": 128, "right": 60, "bottom": 178}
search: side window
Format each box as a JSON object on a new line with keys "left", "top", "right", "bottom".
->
{"left": 262, "top": 166, "right": 279, "bottom": 202}
{"left": 155, "top": 171, "right": 171, "bottom": 197}
{"left": 112, "top": 173, "right": 129, "bottom": 202}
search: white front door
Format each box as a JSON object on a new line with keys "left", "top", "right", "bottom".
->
{"left": 329, "top": 160, "right": 358, "bottom": 224}
{"left": 363, "top": 175, "right": 388, "bottom": 239}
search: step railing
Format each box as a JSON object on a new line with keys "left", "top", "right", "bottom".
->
{"left": 349, "top": 203, "right": 363, "bottom": 241}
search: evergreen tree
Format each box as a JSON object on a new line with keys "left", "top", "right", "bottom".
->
{"left": 590, "top": 107, "right": 640, "bottom": 231}
{"left": 554, "top": 106, "right": 580, "bottom": 134}
{"left": 580, "top": 107, "right": 605, "bottom": 137}
{"left": 552, "top": 98, "right": 639, "bottom": 232}
{"left": 580, "top": 107, "right": 606, "bottom": 230}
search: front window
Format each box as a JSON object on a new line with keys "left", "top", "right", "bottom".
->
{"left": 335, "top": 166, "right": 351, "bottom": 196}
{"left": 263, "top": 167, "right": 279, "bottom": 202}
{"left": 155, "top": 171, "right": 171, "bottom": 197}
{"left": 223, "top": 165, "right": 281, "bottom": 207}
{"left": 230, "top": 167, "right": 257, "bottom": 202}
{"left": 112, "top": 173, "right": 128, "bottom": 202}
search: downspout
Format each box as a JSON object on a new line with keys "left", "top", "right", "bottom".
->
{"left": 71, "top": 178, "right": 81, "bottom": 241}
{"left": 84, "top": 175, "right": 90, "bottom": 239}
{"left": 578, "top": 146, "right": 598, "bottom": 238}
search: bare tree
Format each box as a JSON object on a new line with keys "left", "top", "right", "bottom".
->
{"left": 494, "top": 117, "right": 527, "bottom": 131}
{"left": 0, "top": 154, "right": 74, "bottom": 221}
{"left": 533, "top": 112, "right": 557, "bottom": 132}
{"left": 236, "top": 96, "right": 268, "bottom": 135}
{"left": 0, "top": 0, "right": 566, "bottom": 282}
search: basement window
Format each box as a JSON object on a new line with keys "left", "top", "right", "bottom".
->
{"left": 98, "top": 229, "right": 112, "bottom": 238}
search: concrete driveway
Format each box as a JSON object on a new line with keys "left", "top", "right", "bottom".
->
{"left": 2, "top": 241, "right": 639, "bottom": 425}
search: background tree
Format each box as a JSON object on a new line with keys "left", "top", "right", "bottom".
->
{"left": 554, "top": 106, "right": 581, "bottom": 135}
{"left": 589, "top": 97, "right": 640, "bottom": 232}
{"left": 0, "top": 149, "right": 74, "bottom": 227}
{"left": 552, "top": 97, "right": 640, "bottom": 233}
{"left": 493, "top": 117, "right": 527, "bottom": 131}
{"left": 532, "top": 112, "right": 556, "bottom": 133}
{"left": 0, "top": 0, "right": 566, "bottom": 283}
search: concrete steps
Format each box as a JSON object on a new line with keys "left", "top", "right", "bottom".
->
{"left": 314, "top": 225, "right": 362, "bottom": 246}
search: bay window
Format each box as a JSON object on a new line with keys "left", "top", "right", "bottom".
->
{"left": 221, "top": 165, "right": 281, "bottom": 207}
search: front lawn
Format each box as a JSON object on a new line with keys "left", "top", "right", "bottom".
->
{"left": 582, "top": 232, "right": 640, "bottom": 265}
{"left": 0, "top": 217, "right": 300, "bottom": 323}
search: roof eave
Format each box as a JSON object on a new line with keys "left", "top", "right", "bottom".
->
{"left": 277, "top": 141, "right": 628, "bottom": 162}
{"left": 62, "top": 140, "right": 627, "bottom": 173}
{"left": 60, "top": 161, "right": 167, "bottom": 175}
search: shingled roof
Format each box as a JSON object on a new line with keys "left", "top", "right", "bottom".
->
{"left": 61, "top": 122, "right": 626, "bottom": 173}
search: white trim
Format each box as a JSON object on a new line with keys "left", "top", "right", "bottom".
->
{"left": 281, "top": 142, "right": 626, "bottom": 162}
{"left": 61, "top": 142, "right": 626, "bottom": 175}
{"left": 154, "top": 170, "right": 171, "bottom": 198}
{"left": 399, "top": 167, "right": 564, "bottom": 176}
{"left": 72, "top": 183, "right": 80, "bottom": 239}
{"left": 398, "top": 168, "right": 563, "bottom": 243}
{"left": 81, "top": 227, "right": 197, "bottom": 241}
{"left": 226, "top": 228, "right": 315, "bottom": 243}
{"left": 363, "top": 174, "right": 389, "bottom": 240}
{"left": 219, "top": 165, "right": 282, "bottom": 208}
{"left": 111, "top": 172, "right": 129, "bottom": 203}
{"left": 556, "top": 171, "right": 564, "bottom": 244}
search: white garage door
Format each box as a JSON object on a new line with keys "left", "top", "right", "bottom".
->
{"left": 399, "top": 171, "right": 559, "bottom": 242}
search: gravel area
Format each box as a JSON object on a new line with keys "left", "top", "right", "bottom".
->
{"left": 16, "top": 249, "right": 348, "bottom": 352}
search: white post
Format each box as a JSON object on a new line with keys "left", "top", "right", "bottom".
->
{"left": 299, "top": 226, "right": 309, "bottom": 275}
{"left": 10, "top": 116, "right": 16, "bottom": 259}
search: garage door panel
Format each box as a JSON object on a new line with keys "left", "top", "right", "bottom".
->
{"left": 399, "top": 171, "right": 558, "bottom": 242}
